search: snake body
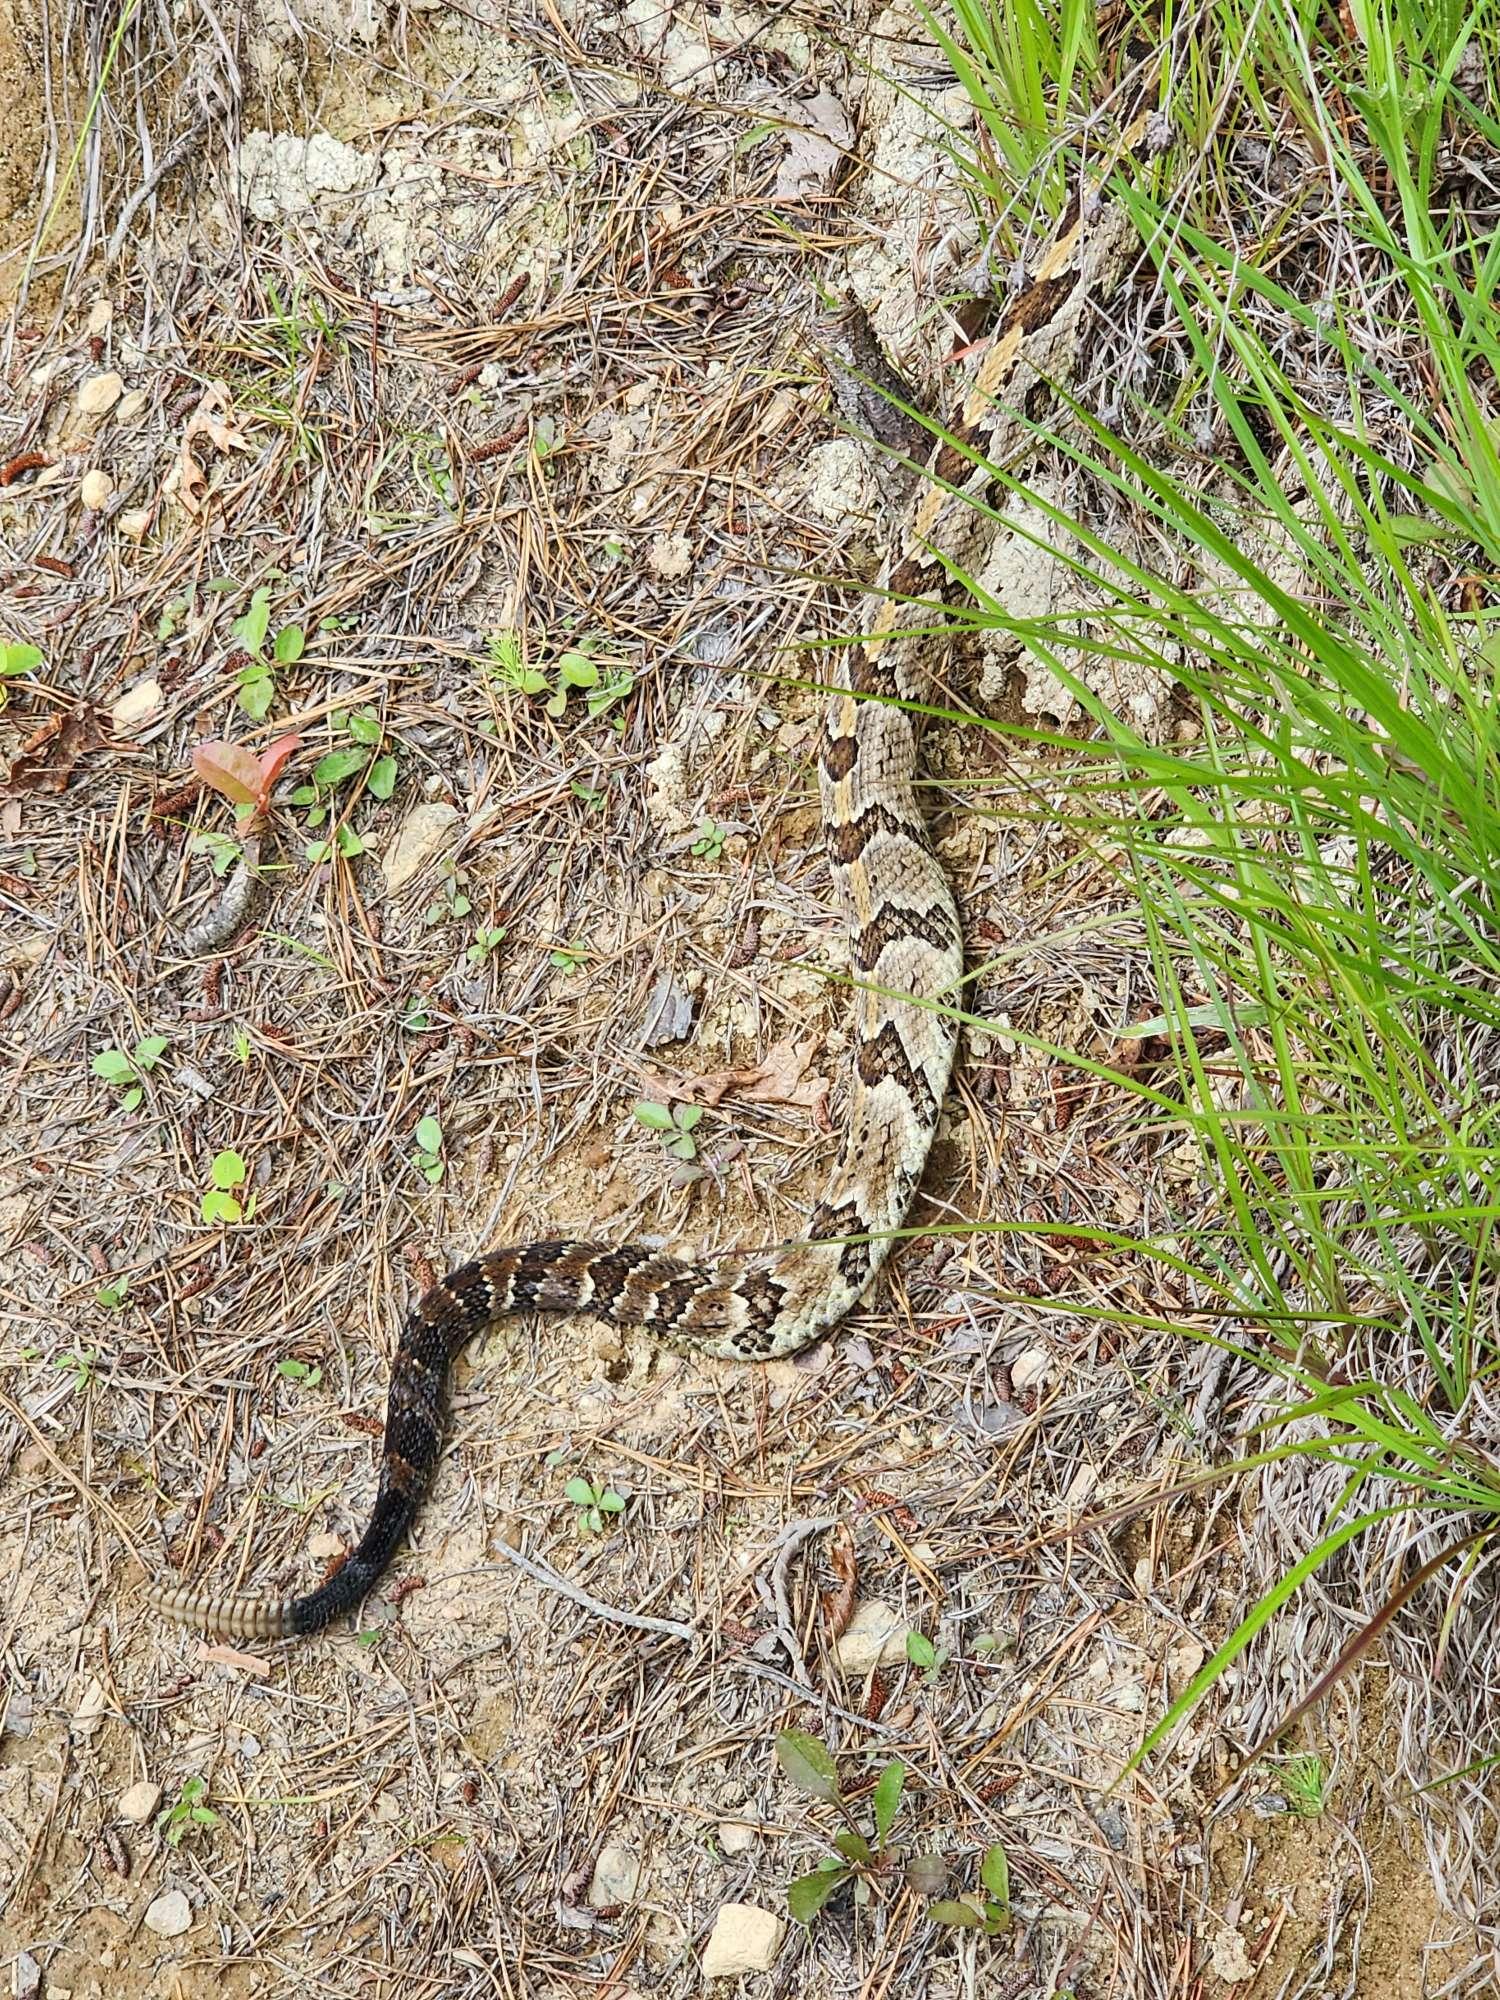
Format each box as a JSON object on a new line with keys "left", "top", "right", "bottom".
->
{"left": 149, "top": 116, "right": 1152, "bottom": 1643}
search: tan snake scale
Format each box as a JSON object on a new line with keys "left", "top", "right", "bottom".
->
{"left": 150, "top": 103, "right": 1158, "bottom": 1642}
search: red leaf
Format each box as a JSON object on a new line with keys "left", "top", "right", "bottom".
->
{"left": 192, "top": 740, "right": 263, "bottom": 807}
{"left": 256, "top": 734, "right": 301, "bottom": 793}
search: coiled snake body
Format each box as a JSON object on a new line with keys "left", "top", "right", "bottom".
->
{"left": 150, "top": 114, "right": 1153, "bottom": 1642}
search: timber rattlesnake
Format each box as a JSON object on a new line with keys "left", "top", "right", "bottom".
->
{"left": 150, "top": 104, "right": 1159, "bottom": 1642}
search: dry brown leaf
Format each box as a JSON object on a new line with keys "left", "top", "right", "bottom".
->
{"left": 820, "top": 1523, "right": 858, "bottom": 1639}
{"left": 2, "top": 705, "right": 105, "bottom": 795}
{"left": 177, "top": 380, "right": 252, "bottom": 517}
{"left": 196, "top": 1641, "right": 273, "bottom": 1677}
{"left": 646, "top": 1036, "right": 829, "bottom": 1117}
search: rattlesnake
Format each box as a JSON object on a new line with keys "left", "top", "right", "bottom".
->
{"left": 150, "top": 103, "right": 1159, "bottom": 1643}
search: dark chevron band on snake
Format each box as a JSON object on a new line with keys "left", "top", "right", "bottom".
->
{"left": 148, "top": 105, "right": 1158, "bottom": 1644}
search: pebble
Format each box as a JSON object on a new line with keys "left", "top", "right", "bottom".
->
{"left": 717, "top": 1820, "right": 757, "bottom": 1854}
{"left": 80, "top": 469, "right": 114, "bottom": 510}
{"left": 87, "top": 298, "right": 113, "bottom": 335}
{"left": 1010, "top": 1346, "right": 1051, "bottom": 1392}
{"left": 12, "top": 1949, "right": 40, "bottom": 2000}
{"left": 77, "top": 371, "right": 124, "bottom": 417}
{"left": 701, "top": 1902, "right": 783, "bottom": 1979}
{"left": 143, "top": 1888, "right": 192, "bottom": 1938}
{"left": 110, "top": 679, "right": 160, "bottom": 730}
{"left": 832, "top": 1599, "right": 909, "bottom": 1677}
{"left": 117, "top": 1779, "right": 161, "bottom": 1823}
{"left": 380, "top": 802, "right": 459, "bottom": 894}
{"left": 308, "top": 1531, "right": 345, "bottom": 1562}
{"left": 117, "top": 507, "right": 151, "bottom": 539}
{"left": 1209, "top": 1925, "right": 1255, "bottom": 1983}
{"left": 115, "top": 388, "right": 148, "bottom": 422}
{"left": 587, "top": 1842, "right": 641, "bottom": 1907}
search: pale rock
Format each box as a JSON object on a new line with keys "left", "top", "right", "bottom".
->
{"left": 117, "top": 508, "right": 152, "bottom": 539}
{"left": 12, "top": 1949, "right": 40, "bottom": 2000}
{"left": 117, "top": 1779, "right": 161, "bottom": 1823}
{"left": 648, "top": 531, "right": 692, "bottom": 579}
{"left": 1167, "top": 1639, "right": 1206, "bottom": 1688}
{"left": 717, "top": 1820, "right": 757, "bottom": 1854}
{"left": 1009, "top": 1346, "right": 1051, "bottom": 1392}
{"left": 701, "top": 1902, "right": 783, "bottom": 1978}
{"left": 1063, "top": 1461, "right": 1098, "bottom": 1510}
{"left": 87, "top": 298, "right": 114, "bottom": 335}
{"left": 587, "top": 1842, "right": 642, "bottom": 1907}
{"left": 71, "top": 1676, "right": 108, "bottom": 1737}
{"left": 238, "top": 131, "right": 374, "bottom": 225}
{"left": 77, "top": 371, "right": 124, "bottom": 416}
{"left": 110, "top": 679, "right": 161, "bottom": 730}
{"left": 115, "top": 388, "right": 149, "bottom": 422}
{"left": 308, "top": 1531, "right": 345, "bottom": 1562}
{"left": 144, "top": 1888, "right": 193, "bottom": 1937}
{"left": 1209, "top": 1925, "right": 1255, "bottom": 1983}
{"left": 833, "top": 1599, "right": 909, "bottom": 1676}
{"left": 80, "top": 469, "right": 114, "bottom": 510}
{"left": 379, "top": 802, "right": 460, "bottom": 894}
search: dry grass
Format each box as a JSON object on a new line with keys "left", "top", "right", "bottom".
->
{"left": 0, "top": 2, "right": 1494, "bottom": 1997}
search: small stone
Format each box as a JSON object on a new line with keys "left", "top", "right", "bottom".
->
{"left": 13, "top": 1949, "right": 41, "bottom": 2000}
{"left": 87, "top": 298, "right": 114, "bottom": 335}
{"left": 80, "top": 469, "right": 114, "bottom": 510}
{"left": 117, "top": 507, "right": 151, "bottom": 539}
{"left": 77, "top": 371, "right": 124, "bottom": 416}
{"left": 110, "top": 678, "right": 161, "bottom": 729}
{"left": 308, "top": 1531, "right": 345, "bottom": 1562}
{"left": 71, "top": 1676, "right": 108, "bottom": 1737}
{"left": 1210, "top": 1926, "right": 1255, "bottom": 1983}
{"left": 117, "top": 1779, "right": 161, "bottom": 1823}
{"left": 115, "top": 388, "right": 149, "bottom": 422}
{"left": 587, "top": 1842, "right": 642, "bottom": 1907}
{"left": 701, "top": 1902, "right": 783, "bottom": 1979}
{"left": 1010, "top": 1347, "right": 1050, "bottom": 1391}
{"left": 833, "top": 1600, "right": 909, "bottom": 1676}
{"left": 717, "top": 1820, "right": 757, "bottom": 1854}
{"left": 379, "top": 802, "right": 460, "bottom": 894}
{"left": 144, "top": 1888, "right": 192, "bottom": 1938}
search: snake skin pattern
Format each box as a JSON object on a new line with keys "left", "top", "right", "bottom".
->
{"left": 149, "top": 109, "right": 1156, "bottom": 1643}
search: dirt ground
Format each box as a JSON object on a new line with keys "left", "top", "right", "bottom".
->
{"left": 1, "top": 2, "right": 1496, "bottom": 1997}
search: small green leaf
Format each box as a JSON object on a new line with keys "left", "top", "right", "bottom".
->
{"left": 906, "top": 1631, "right": 937, "bottom": 1670}
{"left": 980, "top": 1842, "right": 1009, "bottom": 1906}
{"left": 367, "top": 754, "right": 398, "bottom": 800}
{"left": 334, "top": 826, "right": 366, "bottom": 858}
{"left": 872, "top": 1760, "right": 905, "bottom": 1847}
{"left": 277, "top": 1358, "right": 310, "bottom": 1381}
{"left": 834, "top": 1830, "right": 871, "bottom": 1863}
{"left": 787, "top": 1863, "right": 850, "bottom": 1926}
{"left": 238, "top": 676, "right": 274, "bottom": 722}
{"left": 597, "top": 1489, "right": 625, "bottom": 1514}
{"left": 120, "top": 1085, "right": 144, "bottom": 1113}
{"left": 422, "top": 1159, "right": 445, "bottom": 1183}
{"left": 289, "top": 784, "right": 318, "bottom": 806}
{"left": 313, "top": 747, "right": 367, "bottom": 787}
{"left": 556, "top": 650, "right": 599, "bottom": 689}
{"left": 273, "top": 623, "right": 305, "bottom": 664}
{"left": 927, "top": 1899, "right": 985, "bottom": 1929}
{"left": 415, "top": 1116, "right": 443, "bottom": 1155}
{"left": 134, "top": 1035, "right": 169, "bottom": 1069}
{"left": 347, "top": 711, "right": 383, "bottom": 745}
{"left": 544, "top": 690, "right": 568, "bottom": 720}
{"left": 232, "top": 586, "right": 272, "bottom": 654}
{"left": 91, "top": 1048, "right": 134, "bottom": 1084}
{"left": 201, "top": 1188, "right": 242, "bottom": 1224}
{"left": 675, "top": 1104, "right": 703, "bottom": 1131}
{"left": 634, "top": 1101, "right": 674, "bottom": 1130}
{"left": 565, "top": 1477, "right": 596, "bottom": 1508}
{"left": 0, "top": 641, "right": 43, "bottom": 677}
{"left": 211, "top": 1150, "right": 247, "bottom": 1189}
{"left": 775, "top": 1730, "right": 841, "bottom": 1804}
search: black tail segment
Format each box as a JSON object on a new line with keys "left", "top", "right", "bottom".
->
{"left": 287, "top": 1482, "right": 425, "bottom": 1634}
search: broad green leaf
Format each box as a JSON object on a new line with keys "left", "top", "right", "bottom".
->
{"left": 980, "top": 1842, "right": 1009, "bottom": 1905}
{"left": 210, "top": 1149, "right": 247, "bottom": 1189}
{"left": 232, "top": 587, "right": 271, "bottom": 654}
{"left": 347, "top": 711, "right": 383, "bottom": 745}
{"left": 787, "top": 1863, "right": 849, "bottom": 1925}
{"left": 906, "top": 1631, "right": 937, "bottom": 1670}
{"left": 367, "top": 754, "right": 398, "bottom": 800}
{"left": 634, "top": 1102, "right": 674, "bottom": 1130}
{"left": 134, "top": 1036, "right": 168, "bottom": 1068}
{"left": 91, "top": 1049, "right": 134, "bottom": 1084}
{"left": 273, "top": 623, "right": 305, "bottom": 664}
{"left": 565, "top": 1477, "right": 596, "bottom": 1507}
{"left": 557, "top": 650, "right": 599, "bottom": 689}
{"left": 313, "top": 747, "right": 367, "bottom": 787}
{"left": 597, "top": 1490, "right": 626, "bottom": 1513}
{"left": 0, "top": 641, "right": 43, "bottom": 676}
{"left": 775, "top": 1730, "right": 841, "bottom": 1803}
{"left": 927, "top": 1900, "right": 984, "bottom": 1928}
{"left": 414, "top": 1116, "right": 443, "bottom": 1154}
{"left": 833, "top": 1830, "right": 870, "bottom": 1863}
{"left": 676, "top": 1105, "right": 703, "bottom": 1130}
{"left": 872, "top": 1760, "right": 905, "bottom": 1847}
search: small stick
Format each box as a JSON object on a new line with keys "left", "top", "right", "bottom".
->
{"left": 490, "top": 1538, "right": 696, "bottom": 1643}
